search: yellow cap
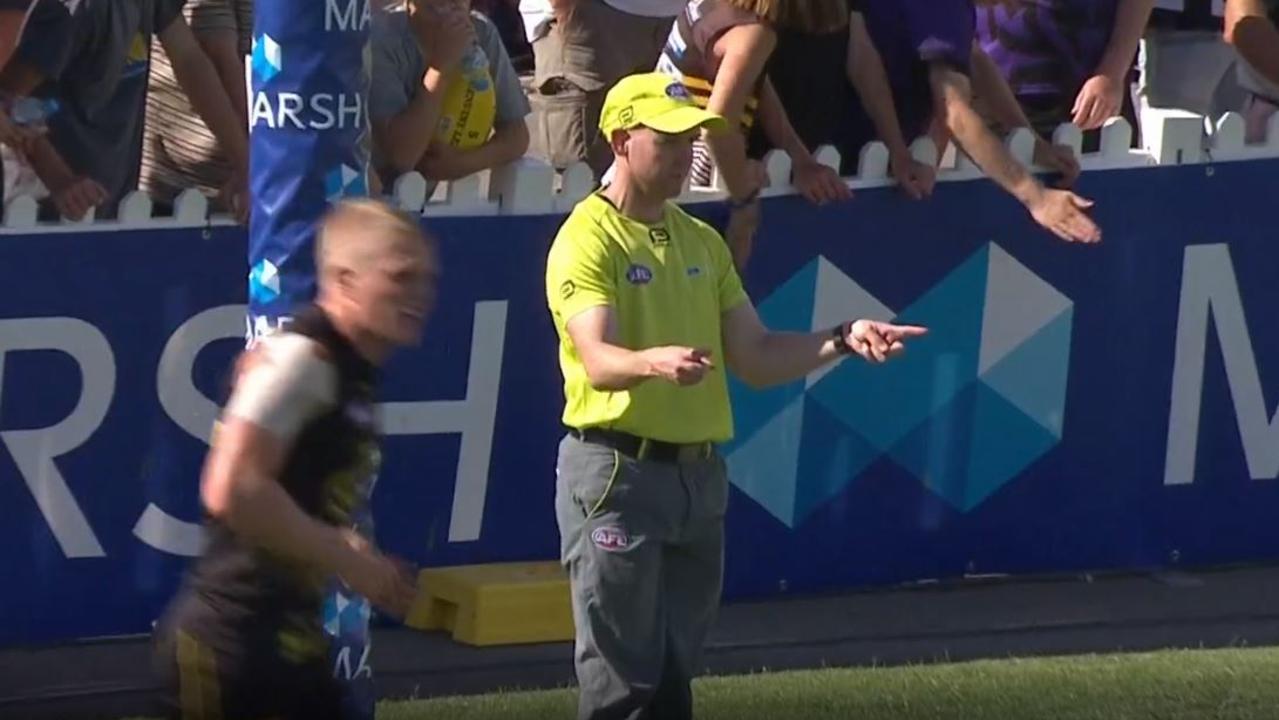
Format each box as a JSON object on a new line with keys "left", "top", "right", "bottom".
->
{"left": 598, "top": 72, "right": 728, "bottom": 138}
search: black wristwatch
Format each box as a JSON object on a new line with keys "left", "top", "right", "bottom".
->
{"left": 831, "top": 322, "right": 854, "bottom": 356}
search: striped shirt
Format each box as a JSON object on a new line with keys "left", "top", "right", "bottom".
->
{"left": 140, "top": 0, "right": 251, "bottom": 208}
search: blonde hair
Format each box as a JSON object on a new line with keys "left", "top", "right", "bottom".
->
{"left": 723, "top": 0, "right": 849, "bottom": 33}
{"left": 315, "top": 198, "right": 432, "bottom": 274}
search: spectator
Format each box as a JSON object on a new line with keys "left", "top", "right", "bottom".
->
{"left": 0, "top": 0, "right": 249, "bottom": 221}
{"left": 520, "top": 0, "right": 681, "bottom": 177}
{"left": 472, "top": 0, "right": 532, "bottom": 74}
{"left": 0, "top": 0, "right": 40, "bottom": 189}
{"left": 1225, "top": 0, "right": 1279, "bottom": 142}
{"left": 848, "top": 0, "right": 1101, "bottom": 244}
{"left": 371, "top": 0, "right": 531, "bottom": 195}
{"left": 975, "top": 0, "right": 1153, "bottom": 151}
{"left": 657, "top": 0, "right": 852, "bottom": 268}
{"left": 761, "top": 1, "right": 935, "bottom": 198}
{"left": 140, "top": 0, "right": 252, "bottom": 221}
{"left": 1138, "top": 1, "right": 1245, "bottom": 125}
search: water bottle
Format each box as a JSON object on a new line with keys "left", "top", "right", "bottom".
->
{"left": 8, "top": 96, "right": 59, "bottom": 127}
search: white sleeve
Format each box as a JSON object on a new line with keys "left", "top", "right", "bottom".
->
{"left": 223, "top": 334, "right": 339, "bottom": 444}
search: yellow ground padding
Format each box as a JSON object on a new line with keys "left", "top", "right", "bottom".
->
{"left": 406, "top": 561, "right": 574, "bottom": 646}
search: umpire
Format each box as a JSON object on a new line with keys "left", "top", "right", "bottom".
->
{"left": 545, "top": 72, "right": 927, "bottom": 720}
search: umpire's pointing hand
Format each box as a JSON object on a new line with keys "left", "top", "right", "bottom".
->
{"left": 843, "top": 320, "right": 928, "bottom": 364}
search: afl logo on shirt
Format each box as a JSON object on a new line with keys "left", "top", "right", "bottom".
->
{"left": 626, "top": 264, "right": 654, "bottom": 285}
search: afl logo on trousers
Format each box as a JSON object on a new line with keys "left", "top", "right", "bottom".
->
{"left": 591, "top": 526, "right": 632, "bottom": 552}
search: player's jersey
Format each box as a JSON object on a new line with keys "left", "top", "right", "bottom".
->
{"left": 168, "top": 305, "right": 381, "bottom": 664}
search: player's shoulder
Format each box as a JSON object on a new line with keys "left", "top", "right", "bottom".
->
{"left": 237, "top": 333, "right": 336, "bottom": 391}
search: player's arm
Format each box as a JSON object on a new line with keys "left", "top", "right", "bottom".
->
{"left": 202, "top": 416, "right": 354, "bottom": 574}
{"left": 721, "top": 301, "right": 925, "bottom": 388}
{"left": 1226, "top": 0, "right": 1279, "bottom": 86}
{"left": 200, "top": 339, "right": 414, "bottom": 615}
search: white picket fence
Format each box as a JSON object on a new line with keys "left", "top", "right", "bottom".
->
{"left": 3, "top": 108, "right": 1276, "bottom": 234}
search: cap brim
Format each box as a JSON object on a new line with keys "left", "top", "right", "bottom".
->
{"left": 643, "top": 106, "right": 728, "bottom": 134}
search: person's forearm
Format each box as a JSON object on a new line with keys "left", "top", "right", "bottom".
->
{"left": 849, "top": 48, "right": 913, "bottom": 158}
{"left": 195, "top": 28, "right": 250, "bottom": 128}
{"left": 211, "top": 469, "right": 354, "bottom": 577}
{"left": 703, "top": 129, "right": 757, "bottom": 200}
{"left": 758, "top": 78, "right": 814, "bottom": 162}
{"left": 382, "top": 69, "right": 450, "bottom": 175}
{"left": 579, "top": 341, "right": 658, "bottom": 391}
{"left": 969, "top": 50, "right": 1032, "bottom": 133}
{"left": 1227, "top": 2, "right": 1279, "bottom": 86}
{"left": 1096, "top": 0, "right": 1154, "bottom": 80}
{"left": 26, "top": 135, "right": 77, "bottom": 191}
{"left": 944, "top": 90, "right": 1042, "bottom": 206}
{"left": 0, "top": 10, "right": 26, "bottom": 69}
{"left": 418, "top": 122, "right": 529, "bottom": 181}
{"left": 171, "top": 50, "right": 248, "bottom": 172}
{"left": 732, "top": 330, "right": 841, "bottom": 389}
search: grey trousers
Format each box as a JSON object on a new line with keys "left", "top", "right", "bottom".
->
{"left": 555, "top": 434, "right": 729, "bottom": 720}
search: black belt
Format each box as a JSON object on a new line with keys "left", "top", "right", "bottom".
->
{"left": 571, "top": 428, "right": 714, "bottom": 464}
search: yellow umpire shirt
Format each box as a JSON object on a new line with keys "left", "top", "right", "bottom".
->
{"left": 546, "top": 193, "right": 750, "bottom": 444}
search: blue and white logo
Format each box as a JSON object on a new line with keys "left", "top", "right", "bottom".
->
{"left": 726, "top": 244, "right": 1074, "bottom": 527}
{"left": 325, "top": 163, "right": 368, "bottom": 202}
{"left": 665, "top": 82, "right": 690, "bottom": 100}
{"left": 251, "top": 33, "right": 283, "bottom": 83}
{"left": 626, "top": 264, "right": 654, "bottom": 285}
{"left": 248, "top": 258, "right": 281, "bottom": 305}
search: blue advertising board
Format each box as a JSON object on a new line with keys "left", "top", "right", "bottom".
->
{"left": 1, "top": 160, "right": 1276, "bottom": 646}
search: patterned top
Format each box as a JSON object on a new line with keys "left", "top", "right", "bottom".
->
{"left": 976, "top": 0, "right": 1118, "bottom": 99}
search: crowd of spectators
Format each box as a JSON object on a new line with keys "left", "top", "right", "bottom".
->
{"left": 0, "top": 0, "right": 1274, "bottom": 247}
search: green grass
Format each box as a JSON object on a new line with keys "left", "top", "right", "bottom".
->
{"left": 128, "top": 646, "right": 1279, "bottom": 720}
{"left": 381, "top": 647, "right": 1279, "bottom": 720}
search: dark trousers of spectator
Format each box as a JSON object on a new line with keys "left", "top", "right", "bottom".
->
{"left": 527, "top": 1, "right": 671, "bottom": 178}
